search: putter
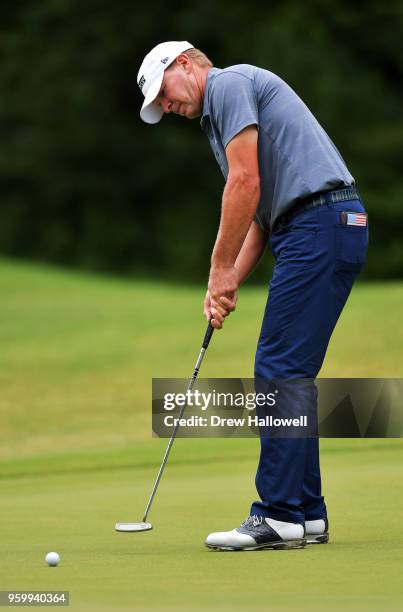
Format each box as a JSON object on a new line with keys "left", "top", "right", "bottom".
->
{"left": 115, "top": 320, "right": 214, "bottom": 533}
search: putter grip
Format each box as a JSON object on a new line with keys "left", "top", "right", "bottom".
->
{"left": 202, "top": 321, "right": 214, "bottom": 349}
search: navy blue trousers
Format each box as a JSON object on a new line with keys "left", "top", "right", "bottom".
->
{"left": 251, "top": 197, "right": 368, "bottom": 523}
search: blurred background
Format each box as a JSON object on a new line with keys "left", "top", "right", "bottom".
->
{"left": 1, "top": 0, "right": 402, "bottom": 281}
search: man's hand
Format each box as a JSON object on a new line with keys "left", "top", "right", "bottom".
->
{"left": 206, "top": 265, "right": 238, "bottom": 329}
{"left": 204, "top": 290, "right": 237, "bottom": 329}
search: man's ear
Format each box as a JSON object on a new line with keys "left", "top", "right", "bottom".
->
{"left": 176, "top": 54, "right": 191, "bottom": 72}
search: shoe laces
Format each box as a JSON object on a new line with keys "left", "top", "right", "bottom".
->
{"left": 241, "top": 514, "right": 264, "bottom": 528}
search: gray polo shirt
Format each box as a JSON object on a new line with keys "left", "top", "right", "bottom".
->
{"left": 200, "top": 65, "right": 354, "bottom": 231}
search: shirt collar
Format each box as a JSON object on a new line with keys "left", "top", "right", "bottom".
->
{"left": 200, "top": 67, "right": 220, "bottom": 130}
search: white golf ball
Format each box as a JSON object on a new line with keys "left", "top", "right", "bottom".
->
{"left": 45, "top": 552, "right": 60, "bottom": 567}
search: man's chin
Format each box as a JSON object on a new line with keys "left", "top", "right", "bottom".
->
{"left": 176, "top": 105, "right": 201, "bottom": 119}
{"left": 187, "top": 110, "right": 201, "bottom": 120}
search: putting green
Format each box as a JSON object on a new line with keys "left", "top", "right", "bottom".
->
{"left": 0, "top": 258, "right": 402, "bottom": 610}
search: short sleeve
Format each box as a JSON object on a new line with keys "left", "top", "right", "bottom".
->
{"left": 209, "top": 71, "right": 258, "bottom": 148}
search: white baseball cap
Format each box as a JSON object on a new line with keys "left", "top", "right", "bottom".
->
{"left": 137, "top": 41, "right": 194, "bottom": 124}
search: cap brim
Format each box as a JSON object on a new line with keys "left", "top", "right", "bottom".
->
{"left": 140, "top": 72, "right": 164, "bottom": 124}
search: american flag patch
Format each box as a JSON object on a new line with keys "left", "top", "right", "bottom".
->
{"left": 340, "top": 212, "right": 368, "bottom": 227}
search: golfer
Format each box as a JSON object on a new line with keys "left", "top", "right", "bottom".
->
{"left": 137, "top": 41, "right": 368, "bottom": 550}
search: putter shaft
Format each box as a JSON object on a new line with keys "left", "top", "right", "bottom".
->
{"left": 142, "top": 322, "right": 214, "bottom": 522}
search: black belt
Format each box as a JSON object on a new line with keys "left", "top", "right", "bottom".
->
{"left": 273, "top": 186, "right": 360, "bottom": 232}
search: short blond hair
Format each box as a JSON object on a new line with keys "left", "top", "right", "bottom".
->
{"left": 184, "top": 47, "right": 213, "bottom": 68}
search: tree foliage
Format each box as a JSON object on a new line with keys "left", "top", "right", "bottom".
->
{"left": 0, "top": 1, "right": 402, "bottom": 280}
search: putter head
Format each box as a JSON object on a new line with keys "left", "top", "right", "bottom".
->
{"left": 115, "top": 522, "right": 153, "bottom": 532}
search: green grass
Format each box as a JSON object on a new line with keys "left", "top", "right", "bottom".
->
{"left": 0, "top": 257, "right": 402, "bottom": 611}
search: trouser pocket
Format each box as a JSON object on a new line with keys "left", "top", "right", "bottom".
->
{"left": 335, "top": 223, "right": 368, "bottom": 272}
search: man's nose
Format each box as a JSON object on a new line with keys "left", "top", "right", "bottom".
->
{"left": 161, "top": 98, "right": 172, "bottom": 114}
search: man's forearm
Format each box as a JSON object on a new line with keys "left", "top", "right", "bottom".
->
{"left": 211, "top": 173, "right": 260, "bottom": 268}
{"left": 235, "top": 220, "right": 268, "bottom": 284}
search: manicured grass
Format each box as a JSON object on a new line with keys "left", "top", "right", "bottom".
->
{"left": 0, "top": 258, "right": 402, "bottom": 611}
